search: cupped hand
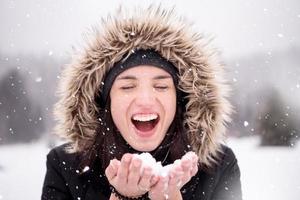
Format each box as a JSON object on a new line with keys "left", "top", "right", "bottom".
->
{"left": 148, "top": 152, "right": 199, "bottom": 200}
{"left": 105, "top": 153, "right": 156, "bottom": 198}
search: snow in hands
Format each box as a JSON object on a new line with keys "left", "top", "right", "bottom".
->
{"left": 133, "top": 151, "right": 198, "bottom": 177}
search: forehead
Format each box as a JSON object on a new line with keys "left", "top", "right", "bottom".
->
{"left": 117, "top": 65, "right": 170, "bottom": 78}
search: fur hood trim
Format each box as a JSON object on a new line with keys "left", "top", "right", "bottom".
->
{"left": 54, "top": 6, "right": 232, "bottom": 167}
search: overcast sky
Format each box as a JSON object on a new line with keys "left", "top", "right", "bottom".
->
{"left": 1, "top": 0, "right": 300, "bottom": 59}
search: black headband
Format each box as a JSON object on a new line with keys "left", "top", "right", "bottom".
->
{"left": 100, "top": 49, "right": 179, "bottom": 107}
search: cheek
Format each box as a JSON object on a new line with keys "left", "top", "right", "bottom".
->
{"left": 161, "top": 92, "right": 177, "bottom": 120}
{"left": 111, "top": 96, "right": 126, "bottom": 120}
{"left": 110, "top": 94, "right": 133, "bottom": 130}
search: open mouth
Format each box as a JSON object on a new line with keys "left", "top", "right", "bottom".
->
{"left": 131, "top": 113, "right": 159, "bottom": 132}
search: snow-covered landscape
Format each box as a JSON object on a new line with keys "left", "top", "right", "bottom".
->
{"left": 228, "top": 137, "right": 300, "bottom": 200}
{"left": 0, "top": 137, "right": 299, "bottom": 200}
{"left": 1, "top": 0, "right": 300, "bottom": 200}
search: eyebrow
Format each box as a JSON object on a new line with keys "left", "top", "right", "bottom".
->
{"left": 116, "top": 75, "right": 172, "bottom": 80}
{"left": 116, "top": 75, "right": 137, "bottom": 80}
{"left": 153, "top": 75, "right": 172, "bottom": 80}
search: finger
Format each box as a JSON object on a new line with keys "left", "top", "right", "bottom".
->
{"left": 150, "top": 175, "right": 159, "bottom": 186}
{"left": 137, "top": 167, "right": 152, "bottom": 191}
{"left": 190, "top": 154, "right": 199, "bottom": 167}
{"left": 192, "top": 154, "right": 199, "bottom": 163}
{"left": 189, "top": 153, "right": 199, "bottom": 175}
{"left": 105, "top": 159, "right": 118, "bottom": 182}
{"left": 117, "top": 153, "right": 132, "bottom": 184}
{"left": 169, "top": 170, "right": 179, "bottom": 185}
{"left": 149, "top": 176, "right": 169, "bottom": 199}
{"left": 190, "top": 162, "right": 199, "bottom": 177}
{"left": 127, "top": 157, "right": 142, "bottom": 185}
{"left": 181, "top": 159, "right": 192, "bottom": 173}
{"left": 175, "top": 162, "right": 191, "bottom": 186}
{"left": 169, "top": 167, "right": 183, "bottom": 188}
{"left": 164, "top": 174, "right": 182, "bottom": 200}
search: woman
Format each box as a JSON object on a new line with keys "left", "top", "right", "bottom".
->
{"left": 42, "top": 6, "right": 242, "bottom": 200}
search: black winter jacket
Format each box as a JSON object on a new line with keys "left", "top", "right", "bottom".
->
{"left": 41, "top": 144, "right": 242, "bottom": 200}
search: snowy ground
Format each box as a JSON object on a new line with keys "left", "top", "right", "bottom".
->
{"left": 0, "top": 137, "right": 299, "bottom": 200}
{"left": 228, "top": 137, "right": 300, "bottom": 200}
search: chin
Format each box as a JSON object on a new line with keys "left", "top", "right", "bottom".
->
{"left": 130, "top": 142, "right": 159, "bottom": 152}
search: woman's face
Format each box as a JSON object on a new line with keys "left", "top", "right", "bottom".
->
{"left": 110, "top": 65, "right": 177, "bottom": 151}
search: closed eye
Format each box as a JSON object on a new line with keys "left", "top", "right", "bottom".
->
{"left": 154, "top": 85, "right": 169, "bottom": 91}
{"left": 120, "top": 85, "right": 135, "bottom": 90}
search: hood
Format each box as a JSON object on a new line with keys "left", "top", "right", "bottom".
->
{"left": 54, "top": 6, "right": 232, "bottom": 167}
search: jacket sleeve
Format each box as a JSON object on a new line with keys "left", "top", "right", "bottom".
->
{"left": 211, "top": 148, "right": 242, "bottom": 200}
{"left": 41, "top": 148, "right": 72, "bottom": 200}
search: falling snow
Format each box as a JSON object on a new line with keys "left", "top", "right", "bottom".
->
{"left": 9, "top": 128, "right": 14, "bottom": 134}
{"left": 82, "top": 166, "right": 90, "bottom": 172}
{"left": 277, "top": 33, "right": 284, "bottom": 38}
{"left": 0, "top": 1, "right": 300, "bottom": 200}
{"left": 35, "top": 77, "right": 42, "bottom": 82}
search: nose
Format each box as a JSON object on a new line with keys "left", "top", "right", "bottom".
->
{"left": 134, "top": 86, "right": 156, "bottom": 107}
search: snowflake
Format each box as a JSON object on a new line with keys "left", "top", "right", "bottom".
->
{"left": 83, "top": 166, "right": 90, "bottom": 172}
{"left": 277, "top": 33, "right": 284, "bottom": 38}
{"left": 35, "top": 77, "right": 42, "bottom": 82}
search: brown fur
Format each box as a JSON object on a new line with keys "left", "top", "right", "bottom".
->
{"left": 53, "top": 6, "right": 232, "bottom": 168}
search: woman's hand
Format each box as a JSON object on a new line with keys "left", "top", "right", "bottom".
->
{"left": 105, "top": 153, "right": 156, "bottom": 198}
{"left": 148, "top": 152, "right": 199, "bottom": 200}
{"left": 105, "top": 152, "right": 198, "bottom": 200}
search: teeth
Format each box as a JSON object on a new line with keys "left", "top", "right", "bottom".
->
{"left": 132, "top": 114, "right": 158, "bottom": 122}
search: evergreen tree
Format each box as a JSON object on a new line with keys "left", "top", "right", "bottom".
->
{"left": 258, "top": 88, "right": 299, "bottom": 146}
{"left": 0, "top": 69, "right": 45, "bottom": 144}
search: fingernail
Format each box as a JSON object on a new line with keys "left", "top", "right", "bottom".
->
{"left": 123, "top": 154, "right": 131, "bottom": 163}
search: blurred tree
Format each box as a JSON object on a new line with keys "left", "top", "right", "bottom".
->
{"left": 0, "top": 68, "right": 45, "bottom": 144}
{"left": 258, "top": 88, "right": 299, "bottom": 146}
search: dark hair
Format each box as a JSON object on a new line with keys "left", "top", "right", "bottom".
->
{"left": 79, "top": 91, "right": 191, "bottom": 171}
